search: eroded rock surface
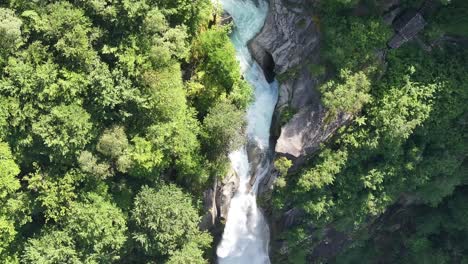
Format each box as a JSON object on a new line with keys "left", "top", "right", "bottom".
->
{"left": 275, "top": 104, "right": 351, "bottom": 161}
{"left": 250, "top": 0, "right": 351, "bottom": 169}
{"left": 200, "top": 169, "right": 239, "bottom": 231}
{"left": 249, "top": 0, "right": 320, "bottom": 75}
{"left": 216, "top": 169, "right": 240, "bottom": 222}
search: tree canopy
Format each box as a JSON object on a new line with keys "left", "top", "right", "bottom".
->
{"left": 0, "top": 0, "right": 245, "bottom": 262}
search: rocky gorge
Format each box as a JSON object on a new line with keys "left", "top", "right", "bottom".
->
{"left": 201, "top": 0, "right": 354, "bottom": 259}
{"left": 250, "top": 0, "right": 353, "bottom": 174}
{"left": 203, "top": 0, "right": 452, "bottom": 261}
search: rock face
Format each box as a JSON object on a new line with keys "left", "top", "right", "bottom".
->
{"left": 249, "top": 0, "right": 320, "bottom": 75}
{"left": 216, "top": 169, "right": 240, "bottom": 222}
{"left": 200, "top": 185, "right": 217, "bottom": 231}
{"left": 200, "top": 168, "right": 239, "bottom": 231}
{"left": 275, "top": 105, "right": 351, "bottom": 162}
{"left": 249, "top": 0, "right": 351, "bottom": 169}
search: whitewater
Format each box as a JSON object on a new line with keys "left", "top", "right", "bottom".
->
{"left": 216, "top": 0, "right": 278, "bottom": 263}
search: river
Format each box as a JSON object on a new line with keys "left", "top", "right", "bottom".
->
{"left": 215, "top": 0, "right": 278, "bottom": 263}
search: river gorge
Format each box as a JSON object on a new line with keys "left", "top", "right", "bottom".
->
{"left": 215, "top": 0, "right": 277, "bottom": 263}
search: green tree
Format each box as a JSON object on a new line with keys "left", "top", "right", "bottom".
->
{"left": 320, "top": 69, "right": 371, "bottom": 117}
{"left": 97, "top": 126, "right": 129, "bottom": 159}
{"left": 371, "top": 73, "right": 436, "bottom": 142}
{"left": 201, "top": 100, "right": 246, "bottom": 160}
{"left": 64, "top": 193, "right": 127, "bottom": 263}
{"left": 22, "top": 193, "right": 127, "bottom": 263}
{"left": 322, "top": 15, "right": 391, "bottom": 71}
{"left": 24, "top": 2, "right": 98, "bottom": 67}
{"left": 190, "top": 26, "right": 250, "bottom": 114}
{"left": 128, "top": 108, "right": 207, "bottom": 186}
{"left": 25, "top": 169, "right": 79, "bottom": 222}
{"left": 141, "top": 64, "right": 187, "bottom": 123}
{"left": 22, "top": 229, "right": 81, "bottom": 264}
{"left": 167, "top": 242, "right": 209, "bottom": 264}
{"left": 0, "top": 8, "right": 23, "bottom": 65}
{"left": 274, "top": 157, "right": 293, "bottom": 188}
{"left": 131, "top": 185, "right": 212, "bottom": 261}
{"left": 83, "top": 62, "right": 144, "bottom": 123}
{"left": 0, "top": 142, "right": 30, "bottom": 261}
{"left": 32, "top": 103, "right": 92, "bottom": 161}
{"left": 78, "top": 151, "right": 112, "bottom": 179}
{"left": 0, "top": 0, "right": 244, "bottom": 262}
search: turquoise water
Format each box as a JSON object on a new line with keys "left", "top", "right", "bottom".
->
{"left": 216, "top": 0, "right": 278, "bottom": 263}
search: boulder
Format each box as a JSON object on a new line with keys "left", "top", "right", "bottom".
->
{"left": 215, "top": 168, "right": 240, "bottom": 222}
{"left": 275, "top": 104, "right": 351, "bottom": 164}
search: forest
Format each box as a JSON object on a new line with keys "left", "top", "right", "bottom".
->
{"left": 0, "top": 0, "right": 467, "bottom": 263}
{"left": 271, "top": 0, "right": 468, "bottom": 263}
{"left": 0, "top": 0, "right": 250, "bottom": 263}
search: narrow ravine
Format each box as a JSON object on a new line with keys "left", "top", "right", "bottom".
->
{"left": 216, "top": 0, "right": 278, "bottom": 263}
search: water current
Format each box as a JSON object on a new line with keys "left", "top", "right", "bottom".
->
{"left": 216, "top": 0, "right": 278, "bottom": 263}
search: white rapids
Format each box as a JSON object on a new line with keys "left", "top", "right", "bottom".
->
{"left": 216, "top": 0, "right": 279, "bottom": 264}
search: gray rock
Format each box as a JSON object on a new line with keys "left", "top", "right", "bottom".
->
{"left": 201, "top": 167, "right": 240, "bottom": 231}
{"left": 215, "top": 168, "right": 240, "bottom": 222}
{"left": 275, "top": 104, "right": 351, "bottom": 161}
{"left": 220, "top": 11, "right": 233, "bottom": 25}
{"left": 200, "top": 186, "right": 217, "bottom": 231}
{"left": 249, "top": 0, "right": 352, "bottom": 169}
{"left": 249, "top": 0, "right": 320, "bottom": 75}
{"left": 278, "top": 68, "right": 320, "bottom": 110}
{"left": 258, "top": 168, "right": 277, "bottom": 195}
{"left": 383, "top": 7, "right": 402, "bottom": 25}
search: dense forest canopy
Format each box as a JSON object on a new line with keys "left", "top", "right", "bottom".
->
{"left": 0, "top": 0, "right": 467, "bottom": 263}
{"left": 0, "top": 0, "right": 251, "bottom": 263}
{"left": 272, "top": 0, "right": 468, "bottom": 263}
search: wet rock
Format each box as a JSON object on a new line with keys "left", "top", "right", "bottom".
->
{"left": 249, "top": 0, "right": 352, "bottom": 168}
{"left": 215, "top": 168, "right": 240, "bottom": 222}
{"left": 220, "top": 11, "right": 233, "bottom": 25}
{"left": 283, "top": 207, "right": 304, "bottom": 228}
{"left": 246, "top": 140, "right": 273, "bottom": 192}
{"left": 257, "top": 166, "right": 277, "bottom": 195}
{"left": 201, "top": 169, "right": 240, "bottom": 231}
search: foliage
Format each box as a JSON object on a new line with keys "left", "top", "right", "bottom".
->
{"left": 272, "top": 2, "right": 468, "bottom": 261}
{"left": 274, "top": 157, "right": 292, "bottom": 188}
{"left": 0, "top": 8, "right": 22, "bottom": 66}
{"left": 32, "top": 103, "right": 92, "bottom": 161}
{"left": 0, "top": 0, "right": 242, "bottom": 261}
{"left": 25, "top": 169, "right": 80, "bottom": 222}
{"left": 273, "top": 29, "right": 468, "bottom": 263}
{"left": 319, "top": 69, "right": 371, "bottom": 117}
{"left": 335, "top": 187, "right": 468, "bottom": 263}
{"left": 22, "top": 229, "right": 81, "bottom": 264}
{"left": 190, "top": 26, "right": 252, "bottom": 115}
{"left": 279, "top": 106, "right": 296, "bottom": 126}
{"left": 429, "top": 0, "right": 468, "bottom": 38}
{"left": 22, "top": 193, "right": 127, "bottom": 263}
{"left": 97, "top": 126, "right": 129, "bottom": 159}
{"left": 0, "top": 142, "right": 30, "bottom": 261}
{"left": 131, "top": 185, "right": 212, "bottom": 262}
{"left": 201, "top": 100, "right": 246, "bottom": 161}
{"left": 321, "top": 11, "right": 391, "bottom": 72}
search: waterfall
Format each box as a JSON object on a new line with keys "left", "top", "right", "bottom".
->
{"left": 216, "top": 0, "right": 278, "bottom": 263}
